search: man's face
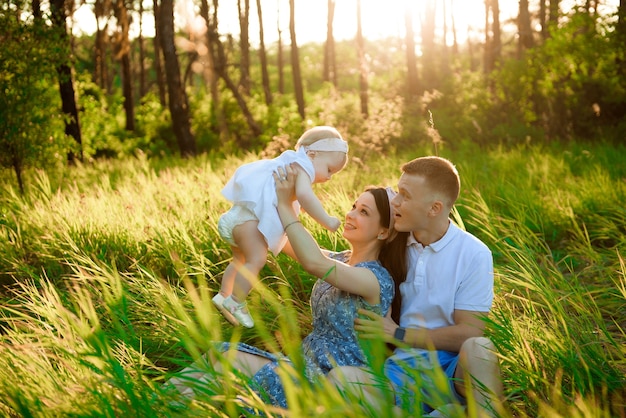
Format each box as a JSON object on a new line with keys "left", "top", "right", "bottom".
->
{"left": 391, "top": 173, "right": 434, "bottom": 232}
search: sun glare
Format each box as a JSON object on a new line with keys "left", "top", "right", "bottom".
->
{"left": 72, "top": 0, "right": 618, "bottom": 45}
{"left": 212, "top": 0, "right": 515, "bottom": 47}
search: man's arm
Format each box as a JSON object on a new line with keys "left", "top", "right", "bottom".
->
{"left": 355, "top": 309, "right": 487, "bottom": 353}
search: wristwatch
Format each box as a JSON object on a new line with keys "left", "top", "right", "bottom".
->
{"left": 394, "top": 326, "right": 406, "bottom": 342}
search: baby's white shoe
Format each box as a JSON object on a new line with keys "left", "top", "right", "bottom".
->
{"left": 212, "top": 293, "right": 240, "bottom": 326}
{"left": 222, "top": 295, "right": 255, "bottom": 328}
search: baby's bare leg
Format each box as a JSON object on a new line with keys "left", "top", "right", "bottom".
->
{"left": 219, "top": 247, "right": 245, "bottom": 296}
{"left": 231, "top": 220, "right": 268, "bottom": 302}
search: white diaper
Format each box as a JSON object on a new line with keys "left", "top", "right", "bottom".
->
{"left": 217, "top": 204, "right": 258, "bottom": 247}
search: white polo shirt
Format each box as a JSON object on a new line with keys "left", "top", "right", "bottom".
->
{"left": 398, "top": 221, "right": 494, "bottom": 334}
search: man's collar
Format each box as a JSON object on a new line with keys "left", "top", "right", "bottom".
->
{"left": 406, "top": 220, "right": 458, "bottom": 251}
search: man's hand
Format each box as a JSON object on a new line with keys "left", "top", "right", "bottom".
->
{"left": 354, "top": 308, "right": 398, "bottom": 343}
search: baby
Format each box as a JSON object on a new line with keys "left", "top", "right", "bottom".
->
{"left": 213, "top": 126, "right": 349, "bottom": 328}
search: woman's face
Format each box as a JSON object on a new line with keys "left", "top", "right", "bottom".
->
{"left": 342, "top": 191, "right": 385, "bottom": 244}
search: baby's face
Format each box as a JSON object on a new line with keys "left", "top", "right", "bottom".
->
{"left": 311, "top": 151, "right": 346, "bottom": 183}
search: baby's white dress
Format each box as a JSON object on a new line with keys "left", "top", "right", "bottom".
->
{"left": 221, "top": 147, "right": 315, "bottom": 255}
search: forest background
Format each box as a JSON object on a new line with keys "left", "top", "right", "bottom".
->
{"left": 1, "top": 0, "right": 625, "bottom": 416}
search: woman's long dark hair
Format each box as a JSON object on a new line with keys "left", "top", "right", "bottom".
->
{"left": 366, "top": 187, "right": 409, "bottom": 325}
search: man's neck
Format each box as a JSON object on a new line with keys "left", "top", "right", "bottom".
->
{"left": 411, "top": 219, "right": 450, "bottom": 247}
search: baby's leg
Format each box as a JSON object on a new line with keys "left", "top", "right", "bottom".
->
{"left": 231, "top": 220, "right": 268, "bottom": 302}
{"left": 218, "top": 247, "right": 245, "bottom": 296}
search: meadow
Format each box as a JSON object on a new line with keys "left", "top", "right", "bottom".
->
{"left": 0, "top": 140, "right": 624, "bottom": 417}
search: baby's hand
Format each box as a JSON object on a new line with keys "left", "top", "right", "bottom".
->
{"left": 327, "top": 217, "right": 341, "bottom": 232}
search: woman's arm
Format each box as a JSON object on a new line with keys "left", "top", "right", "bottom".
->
{"left": 274, "top": 165, "right": 380, "bottom": 304}
{"left": 281, "top": 240, "right": 332, "bottom": 261}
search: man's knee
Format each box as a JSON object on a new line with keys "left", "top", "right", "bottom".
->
{"left": 460, "top": 336, "right": 497, "bottom": 363}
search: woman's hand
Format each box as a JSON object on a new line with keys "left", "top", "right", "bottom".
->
{"left": 274, "top": 164, "right": 298, "bottom": 207}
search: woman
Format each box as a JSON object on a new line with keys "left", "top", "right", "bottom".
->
{"left": 166, "top": 164, "right": 408, "bottom": 408}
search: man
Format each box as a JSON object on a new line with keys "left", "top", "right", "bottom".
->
{"left": 328, "top": 156, "right": 503, "bottom": 417}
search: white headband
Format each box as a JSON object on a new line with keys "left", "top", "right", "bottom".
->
{"left": 304, "top": 138, "right": 349, "bottom": 153}
{"left": 385, "top": 187, "right": 396, "bottom": 234}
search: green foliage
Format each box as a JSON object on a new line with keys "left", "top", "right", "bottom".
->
{"left": 132, "top": 93, "right": 178, "bottom": 157}
{"left": 523, "top": 11, "right": 624, "bottom": 140}
{"left": 75, "top": 75, "right": 125, "bottom": 158}
{"left": 405, "top": 10, "right": 626, "bottom": 149}
{"left": 3, "top": 4, "right": 626, "bottom": 413}
{"left": 5, "top": 0, "right": 626, "bottom": 178}
{"left": 0, "top": 14, "right": 72, "bottom": 192}
{"left": 1, "top": 143, "right": 625, "bottom": 416}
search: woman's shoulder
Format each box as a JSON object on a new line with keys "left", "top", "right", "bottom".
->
{"left": 355, "top": 260, "right": 394, "bottom": 311}
{"left": 356, "top": 260, "right": 392, "bottom": 282}
{"left": 327, "top": 252, "right": 390, "bottom": 278}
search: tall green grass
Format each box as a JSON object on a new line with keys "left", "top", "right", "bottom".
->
{"left": 0, "top": 142, "right": 624, "bottom": 417}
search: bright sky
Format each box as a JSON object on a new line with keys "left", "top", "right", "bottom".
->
{"left": 215, "top": 0, "right": 518, "bottom": 45}
{"left": 72, "top": 0, "right": 619, "bottom": 45}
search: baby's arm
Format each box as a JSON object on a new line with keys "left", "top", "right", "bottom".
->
{"left": 292, "top": 165, "right": 341, "bottom": 232}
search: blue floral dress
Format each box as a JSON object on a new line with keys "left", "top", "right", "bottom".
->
{"left": 217, "top": 251, "right": 394, "bottom": 408}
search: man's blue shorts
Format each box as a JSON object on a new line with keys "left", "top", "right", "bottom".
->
{"left": 384, "top": 350, "right": 466, "bottom": 414}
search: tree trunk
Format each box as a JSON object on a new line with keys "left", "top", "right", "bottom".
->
{"left": 277, "top": 10, "right": 284, "bottom": 94}
{"left": 549, "top": 0, "right": 559, "bottom": 27}
{"left": 539, "top": 0, "right": 548, "bottom": 40}
{"left": 492, "top": 0, "right": 501, "bottom": 66}
{"left": 93, "top": 0, "right": 112, "bottom": 92}
{"left": 206, "top": 0, "right": 261, "bottom": 141}
{"left": 93, "top": 0, "right": 114, "bottom": 95}
{"left": 50, "top": 0, "right": 83, "bottom": 163}
{"left": 468, "top": 26, "right": 476, "bottom": 71}
{"left": 324, "top": 0, "right": 337, "bottom": 87}
{"left": 618, "top": 0, "right": 626, "bottom": 67}
{"left": 183, "top": 33, "right": 199, "bottom": 88}
{"left": 200, "top": 0, "right": 228, "bottom": 141}
{"left": 356, "top": 0, "right": 368, "bottom": 117}
{"left": 518, "top": 0, "right": 534, "bottom": 58}
{"left": 441, "top": 0, "right": 450, "bottom": 76}
{"left": 95, "top": 21, "right": 106, "bottom": 90}
{"left": 11, "top": 154, "right": 24, "bottom": 195}
{"left": 450, "top": 0, "right": 459, "bottom": 55}
{"left": 613, "top": 0, "right": 626, "bottom": 122}
{"left": 158, "top": 0, "right": 197, "bottom": 157}
{"left": 238, "top": 0, "right": 251, "bottom": 95}
{"left": 545, "top": 0, "right": 559, "bottom": 38}
{"left": 32, "top": 0, "right": 41, "bottom": 18}
{"left": 256, "top": 0, "right": 272, "bottom": 105}
{"left": 138, "top": 0, "right": 147, "bottom": 98}
{"left": 114, "top": 0, "right": 135, "bottom": 131}
{"left": 404, "top": 1, "right": 419, "bottom": 99}
{"left": 484, "top": 0, "right": 490, "bottom": 73}
{"left": 421, "top": 0, "right": 437, "bottom": 90}
{"left": 153, "top": 0, "right": 167, "bottom": 107}
{"left": 121, "top": 53, "right": 135, "bottom": 130}
{"left": 289, "top": 0, "right": 305, "bottom": 119}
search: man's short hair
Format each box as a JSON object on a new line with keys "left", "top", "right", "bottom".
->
{"left": 401, "top": 156, "right": 460, "bottom": 207}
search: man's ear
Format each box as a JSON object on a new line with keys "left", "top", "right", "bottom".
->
{"left": 429, "top": 200, "right": 444, "bottom": 216}
{"left": 306, "top": 150, "right": 317, "bottom": 159}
